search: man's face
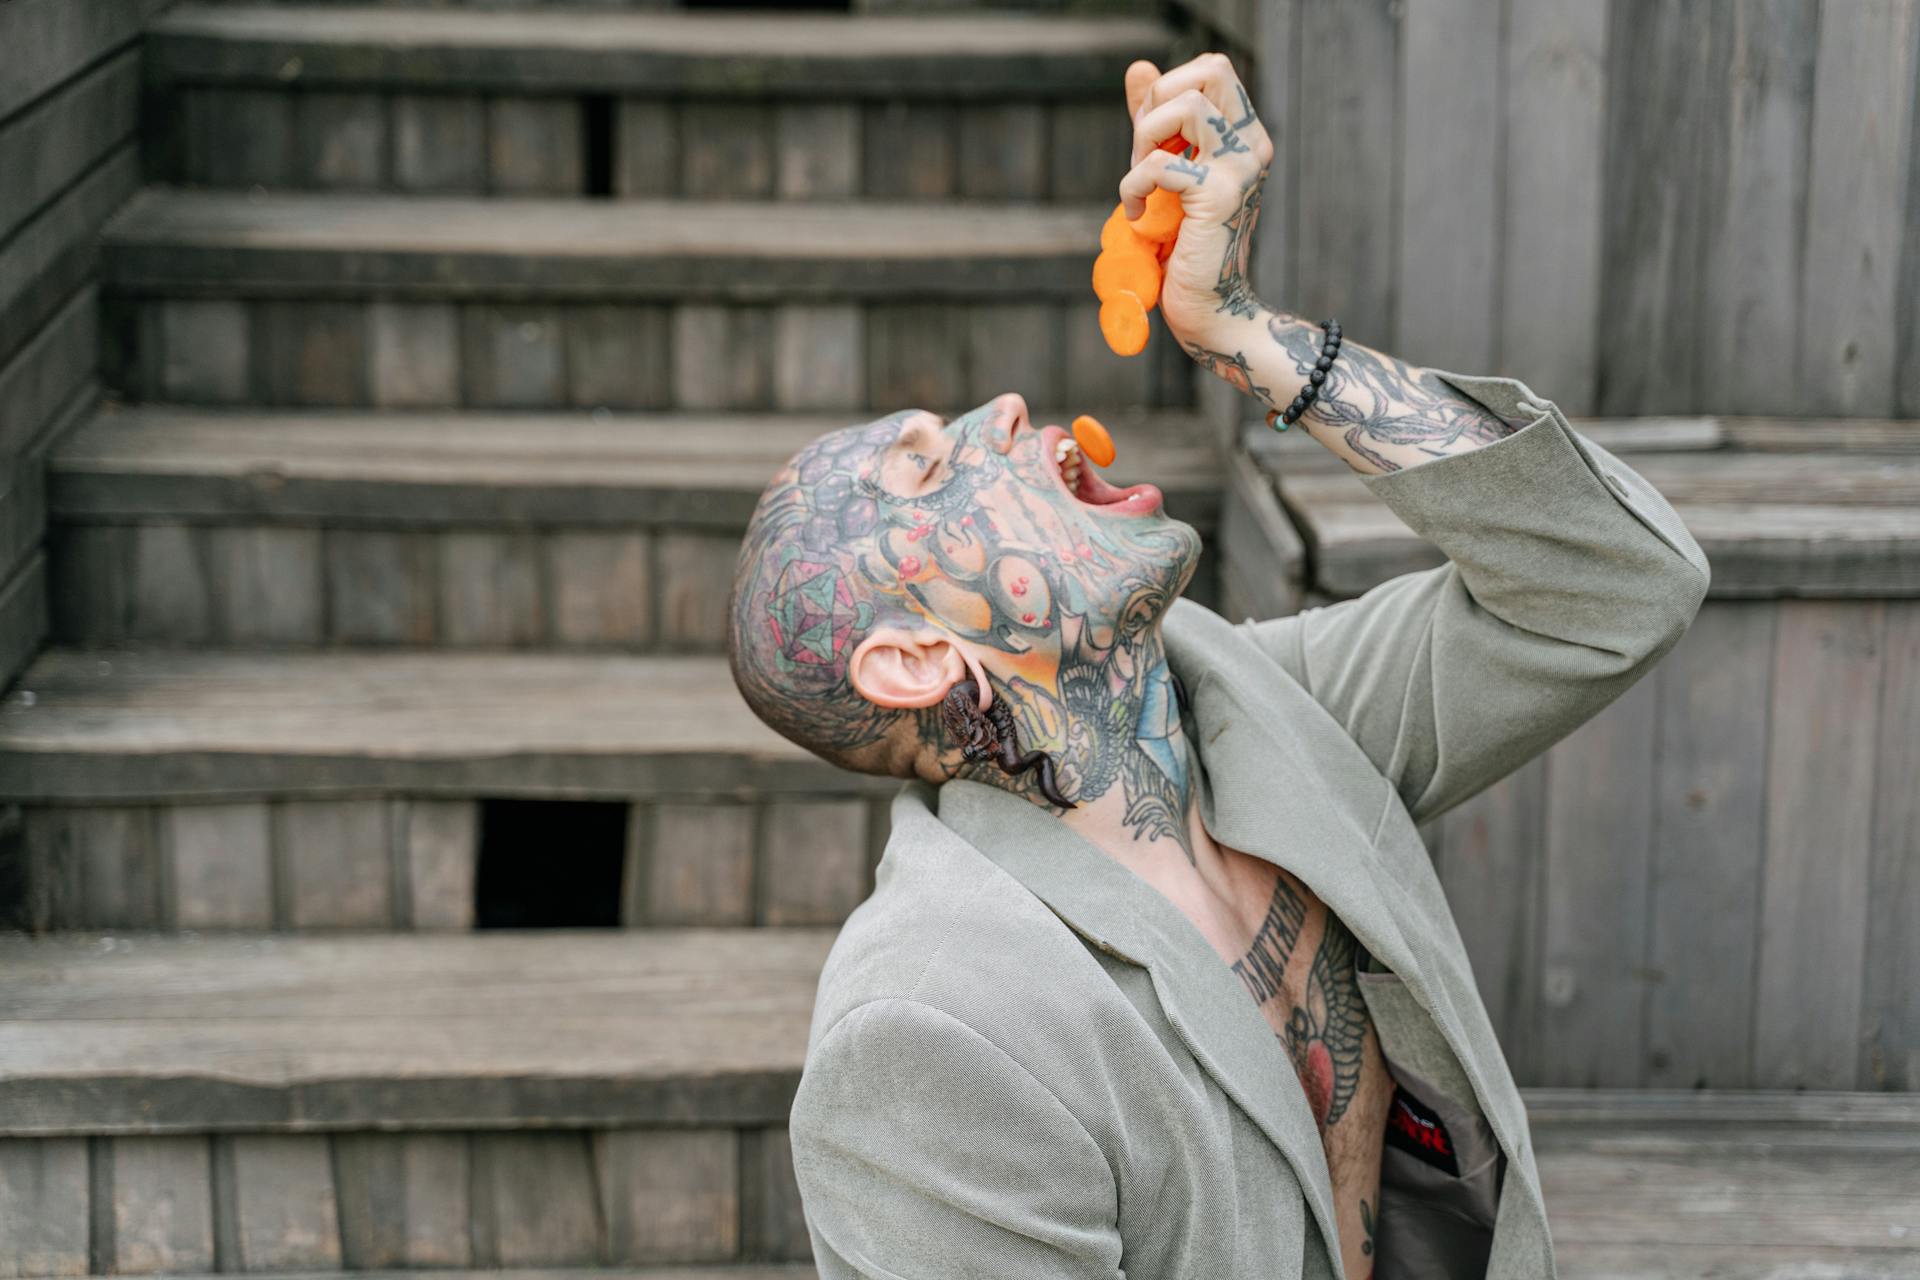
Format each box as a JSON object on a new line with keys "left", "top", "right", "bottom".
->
{"left": 783, "top": 393, "right": 1202, "bottom": 698}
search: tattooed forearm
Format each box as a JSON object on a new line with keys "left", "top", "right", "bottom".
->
{"left": 1183, "top": 342, "right": 1271, "bottom": 402}
{"left": 1265, "top": 313, "right": 1517, "bottom": 473}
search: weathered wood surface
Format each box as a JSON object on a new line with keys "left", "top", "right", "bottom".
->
{"left": 49, "top": 407, "right": 1221, "bottom": 533}
{"left": 0, "top": 930, "right": 835, "bottom": 1136}
{"left": 146, "top": 7, "right": 1169, "bottom": 97}
{"left": 102, "top": 190, "right": 1110, "bottom": 302}
{"left": 1234, "top": 0, "right": 1920, "bottom": 419}
{"left": 0, "top": 649, "right": 894, "bottom": 804}
{"left": 1268, "top": 447, "right": 1920, "bottom": 598}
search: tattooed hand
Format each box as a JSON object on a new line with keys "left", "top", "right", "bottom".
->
{"left": 1118, "top": 54, "right": 1274, "bottom": 349}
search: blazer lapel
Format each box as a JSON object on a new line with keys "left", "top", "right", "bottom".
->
{"left": 937, "top": 779, "right": 1344, "bottom": 1267}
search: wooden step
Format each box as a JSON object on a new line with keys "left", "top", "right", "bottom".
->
{"left": 2, "top": 932, "right": 1915, "bottom": 1277}
{"left": 44, "top": 405, "right": 1221, "bottom": 651}
{"left": 144, "top": 7, "right": 1164, "bottom": 199}
{"left": 0, "top": 930, "right": 826, "bottom": 1269}
{"left": 0, "top": 649, "right": 892, "bottom": 932}
{"left": 101, "top": 191, "right": 1193, "bottom": 414}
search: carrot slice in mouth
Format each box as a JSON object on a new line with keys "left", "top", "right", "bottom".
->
{"left": 1071, "top": 414, "right": 1116, "bottom": 467}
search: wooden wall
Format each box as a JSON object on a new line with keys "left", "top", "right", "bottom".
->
{"left": 0, "top": 0, "right": 164, "bottom": 690}
{"left": 1428, "top": 598, "right": 1919, "bottom": 1093}
{"left": 1186, "top": 0, "right": 1920, "bottom": 420}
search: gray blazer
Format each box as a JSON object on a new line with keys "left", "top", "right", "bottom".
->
{"left": 789, "top": 373, "right": 1711, "bottom": 1279}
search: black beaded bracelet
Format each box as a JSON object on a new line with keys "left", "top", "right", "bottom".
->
{"left": 1266, "top": 318, "right": 1342, "bottom": 431}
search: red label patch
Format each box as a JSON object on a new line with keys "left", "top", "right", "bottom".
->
{"left": 1385, "top": 1085, "right": 1459, "bottom": 1176}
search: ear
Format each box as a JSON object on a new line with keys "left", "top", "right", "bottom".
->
{"left": 848, "top": 627, "right": 991, "bottom": 710}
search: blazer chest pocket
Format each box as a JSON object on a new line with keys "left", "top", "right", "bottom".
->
{"left": 1357, "top": 970, "right": 1502, "bottom": 1280}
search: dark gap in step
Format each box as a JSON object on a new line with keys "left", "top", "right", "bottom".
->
{"left": 582, "top": 94, "right": 615, "bottom": 197}
{"left": 475, "top": 799, "right": 627, "bottom": 928}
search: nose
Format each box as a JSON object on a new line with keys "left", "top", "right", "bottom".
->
{"left": 982, "top": 391, "right": 1029, "bottom": 454}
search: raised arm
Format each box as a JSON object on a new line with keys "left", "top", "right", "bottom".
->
{"left": 1128, "top": 55, "right": 1711, "bottom": 822}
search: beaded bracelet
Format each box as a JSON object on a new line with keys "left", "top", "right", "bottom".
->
{"left": 1266, "top": 318, "right": 1342, "bottom": 431}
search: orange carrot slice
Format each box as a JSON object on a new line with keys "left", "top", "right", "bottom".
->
{"left": 1092, "top": 245, "right": 1160, "bottom": 310}
{"left": 1071, "top": 414, "right": 1116, "bottom": 467}
{"left": 1129, "top": 187, "right": 1184, "bottom": 243}
{"left": 1099, "top": 291, "right": 1150, "bottom": 357}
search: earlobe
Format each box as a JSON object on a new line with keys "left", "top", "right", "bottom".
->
{"left": 849, "top": 629, "right": 977, "bottom": 710}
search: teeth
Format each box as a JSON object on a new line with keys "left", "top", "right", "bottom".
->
{"left": 1054, "top": 439, "right": 1078, "bottom": 462}
{"left": 1056, "top": 437, "right": 1082, "bottom": 490}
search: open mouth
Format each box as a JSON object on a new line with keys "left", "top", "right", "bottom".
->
{"left": 1042, "top": 426, "right": 1164, "bottom": 516}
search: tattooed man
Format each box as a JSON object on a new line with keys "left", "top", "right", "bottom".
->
{"left": 732, "top": 53, "right": 1709, "bottom": 1280}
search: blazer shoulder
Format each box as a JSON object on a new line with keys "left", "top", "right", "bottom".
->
{"left": 806, "top": 793, "right": 1142, "bottom": 1075}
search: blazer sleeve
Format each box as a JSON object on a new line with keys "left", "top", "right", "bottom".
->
{"left": 1239, "top": 372, "right": 1710, "bottom": 826}
{"left": 789, "top": 996, "right": 1125, "bottom": 1280}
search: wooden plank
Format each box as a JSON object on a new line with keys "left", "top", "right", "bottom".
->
{"left": 1863, "top": 600, "right": 1920, "bottom": 1088}
{"left": 279, "top": 799, "right": 394, "bottom": 929}
{"left": 1643, "top": 601, "right": 1772, "bottom": 1088}
{"left": 965, "top": 303, "right": 1061, "bottom": 409}
{"left": 1435, "top": 758, "right": 1546, "bottom": 1082}
{"left": 62, "top": 807, "right": 162, "bottom": 931}
{"left": 0, "top": 51, "right": 139, "bottom": 245}
{"left": 334, "top": 1133, "right": 470, "bottom": 1268}
{"left": 460, "top": 305, "right": 563, "bottom": 409}
{"left": 109, "top": 1136, "right": 215, "bottom": 1274}
{"left": 103, "top": 190, "right": 1107, "bottom": 303}
{"left": 655, "top": 532, "right": 738, "bottom": 651}
{"left": 759, "top": 800, "right": 868, "bottom": 926}
{"left": 544, "top": 531, "right": 651, "bottom": 648}
{"left": 771, "top": 304, "right": 863, "bottom": 412}
{"left": 0, "top": 288, "right": 94, "bottom": 459}
{"left": 681, "top": 103, "right": 774, "bottom": 200}
{"left": 1798, "top": 0, "right": 1919, "bottom": 415}
{"left": 166, "top": 803, "right": 274, "bottom": 930}
{"left": 46, "top": 523, "right": 129, "bottom": 644}
{"left": 1047, "top": 100, "right": 1125, "bottom": 203}
{"left": 1500, "top": 0, "right": 1607, "bottom": 411}
{"left": 487, "top": 97, "right": 584, "bottom": 196}
{"left": 0, "top": 649, "right": 884, "bottom": 807}
{"left": 614, "top": 100, "right": 678, "bottom": 198}
{"left": 258, "top": 301, "right": 369, "bottom": 407}
{"left": 866, "top": 303, "right": 966, "bottom": 410}
{"left": 1597, "top": 0, "right": 1729, "bottom": 414}
{"left": 189, "top": 88, "right": 295, "bottom": 188}
{"left": 470, "top": 1134, "right": 600, "bottom": 1266}
{"left": 128, "top": 523, "right": 213, "bottom": 644}
{"left": 205, "top": 526, "right": 324, "bottom": 644}
{"left": 157, "top": 301, "right": 252, "bottom": 404}
{"left": 0, "top": 930, "right": 834, "bottom": 1136}
{"left": 862, "top": 102, "right": 956, "bottom": 199}
{"left": 1904, "top": 27, "right": 1920, "bottom": 419}
{"left": 0, "top": 141, "right": 133, "bottom": 384}
{"left": 297, "top": 92, "right": 388, "bottom": 190}
{"left": 634, "top": 803, "right": 755, "bottom": 927}
{"left": 1215, "top": 449, "right": 1305, "bottom": 623}
{"left": 740, "top": 1127, "right": 810, "bottom": 1262}
{"left": 224, "top": 1135, "right": 341, "bottom": 1270}
{"left": 0, "top": 1138, "right": 88, "bottom": 1278}
{"left": 325, "top": 529, "right": 437, "bottom": 646}
{"left": 1538, "top": 675, "right": 1659, "bottom": 1087}
{"left": 564, "top": 304, "right": 672, "bottom": 411}
{"left": 0, "top": 557, "right": 45, "bottom": 700}
{"left": 774, "top": 102, "right": 860, "bottom": 200}
{"left": 1755, "top": 601, "right": 1885, "bottom": 1088}
{"left": 368, "top": 302, "right": 459, "bottom": 409}
{"left": 404, "top": 800, "right": 477, "bottom": 931}
{"left": 672, "top": 306, "right": 774, "bottom": 411}
{"left": 1696, "top": 0, "right": 1817, "bottom": 414}
{"left": 439, "top": 531, "right": 542, "bottom": 647}
{"left": 0, "top": 0, "right": 149, "bottom": 123}
{"left": 1395, "top": 0, "right": 1501, "bottom": 371}
{"left": 392, "top": 94, "right": 486, "bottom": 194}
{"left": 1293, "top": 0, "right": 1398, "bottom": 345}
{"left": 596, "top": 1128, "right": 738, "bottom": 1263}
{"left": 19, "top": 810, "right": 82, "bottom": 934}
{"left": 957, "top": 104, "right": 1046, "bottom": 200}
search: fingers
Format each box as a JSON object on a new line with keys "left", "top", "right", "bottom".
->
{"left": 1131, "top": 89, "right": 1219, "bottom": 168}
{"left": 1124, "top": 59, "right": 1161, "bottom": 121}
{"left": 1132, "top": 52, "right": 1270, "bottom": 166}
{"left": 1118, "top": 147, "right": 1210, "bottom": 220}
